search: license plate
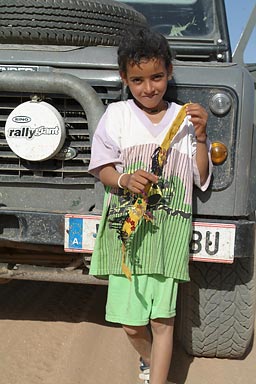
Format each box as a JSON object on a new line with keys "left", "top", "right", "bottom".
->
{"left": 64, "top": 215, "right": 236, "bottom": 263}
{"left": 64, "top": 214, "right": 101, "bottom": 253}
{"left": 190, "top": 222, "right": 236, "bottom": 263}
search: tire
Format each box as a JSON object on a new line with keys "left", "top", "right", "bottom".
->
{"left": 0, "top": 0, "right": 147, "bottom": 46}
{"left": 176, "top": 258, "right": 256, "bottom": 358}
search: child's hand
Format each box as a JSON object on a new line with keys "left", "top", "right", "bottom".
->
{"left": 186, "top": 103, "right": 208, "bottom": 142}
{"left": 123, "top": 170, "right": 158, "bottom": 194}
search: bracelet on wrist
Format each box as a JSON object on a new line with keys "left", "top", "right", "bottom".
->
{"left": 196, "top": 134, "right": 207, "bottom": 144}
{"left": 117, "top": 173, "right": 127, "bottom": 189}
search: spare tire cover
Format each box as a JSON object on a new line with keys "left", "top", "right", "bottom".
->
{"left": 5, "top": 101, "right": 66, "bottom": 161}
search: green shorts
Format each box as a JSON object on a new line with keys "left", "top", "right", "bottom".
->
{"left": 106, "top": 274, "right": 179, "bottom": 326}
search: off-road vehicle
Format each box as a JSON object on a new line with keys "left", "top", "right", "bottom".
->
{"left": 0, "top": 0, "right": 255, "bottom": 359}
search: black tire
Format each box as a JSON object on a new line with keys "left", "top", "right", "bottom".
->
{"left": 176, "top": 258, "right": 256, "bottom": 358}
{"left": 0, "top": 0, "right": 147, "bottom": 46}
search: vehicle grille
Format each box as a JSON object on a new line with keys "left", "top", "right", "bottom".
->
{"left": 0, "top": 86, "right": 121, "bottom": 185}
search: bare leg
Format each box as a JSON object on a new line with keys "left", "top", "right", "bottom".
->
{"left": 149, "top": 317, "right": 175, "bottom": 384}
{"left": 122, "top": 324, "right": 152, "bottom": 366}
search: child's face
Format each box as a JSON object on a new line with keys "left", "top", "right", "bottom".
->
{"left": 120, "top": 58, "right": 172, "bottom": 110}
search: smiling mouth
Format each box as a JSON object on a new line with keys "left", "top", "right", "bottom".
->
{"left": 144, "top": 94, "right": 157, "bottom": 99}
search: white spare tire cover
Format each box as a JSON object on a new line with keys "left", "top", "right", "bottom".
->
{"left": 5, "top": 101, "right": 66, "bottom": 161}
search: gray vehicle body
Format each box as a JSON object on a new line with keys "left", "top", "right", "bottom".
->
{"left": 0, "top": 0, "right": 255, "bottom": 358}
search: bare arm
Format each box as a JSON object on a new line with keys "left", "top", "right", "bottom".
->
{"left": 186, "top": 103, "right": 209, "bottom": 185}
{"left": 98, "top": 164, "right": 158, "bottom": 194}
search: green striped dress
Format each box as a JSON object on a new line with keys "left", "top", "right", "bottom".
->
{"left": 88, "top": 100, "right": 211, "bottom": 282}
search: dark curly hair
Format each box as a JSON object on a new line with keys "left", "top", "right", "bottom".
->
{"left": 118, "top": 26, "right": 173, "bottom": 74}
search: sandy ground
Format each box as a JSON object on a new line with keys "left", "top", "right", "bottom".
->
{"left": 0, "top": 280, "right": 255, "bottom": 384}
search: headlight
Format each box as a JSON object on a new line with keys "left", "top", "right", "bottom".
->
{"left": 209, "top": 93, "right": 232, "bottom": 116}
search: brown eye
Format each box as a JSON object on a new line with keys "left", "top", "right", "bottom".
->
{"left": 153, "top": 74, "right": 164, "bottom": 81}
{"left": 132, "top": 78, "right": 142, "bottom": 84}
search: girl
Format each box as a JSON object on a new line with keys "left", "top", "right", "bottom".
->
{"left": 89, "top": 26, "right": 212, "bottom": 384}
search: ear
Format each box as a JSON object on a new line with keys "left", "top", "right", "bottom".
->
{"left": 167, "top": 64, "right": 173, "bottom": 80}
{"left": 120, "top": 71, "right": 128, "bottom": 85}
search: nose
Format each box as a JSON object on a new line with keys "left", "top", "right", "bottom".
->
{"left": 144, "top": 80, "right": 154, "bottom": 94}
